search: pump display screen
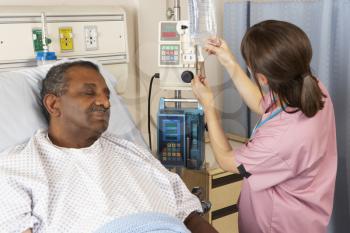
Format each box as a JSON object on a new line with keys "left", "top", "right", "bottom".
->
{"left": 160, "top": 22, "right": 180, "bottom": 41}
{"left": 162, "top": 119, "right": 180, "bottom": 141}
{"left": 158, "top": 115, "right": 185, "bottom": 166}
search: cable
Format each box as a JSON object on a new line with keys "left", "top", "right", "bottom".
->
{"left": 148, "top": 73, "right": 160, "bottom": 151}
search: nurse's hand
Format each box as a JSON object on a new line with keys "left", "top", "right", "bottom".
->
{"left": 191, "top": 75, "right": 215, "bottom": 111}
{"left": 205, "top": 38, "right": 237, "bottom": 69}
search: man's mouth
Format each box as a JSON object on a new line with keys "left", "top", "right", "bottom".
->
{"left": 91, "top": 109, "right": 110, "bottom": 119}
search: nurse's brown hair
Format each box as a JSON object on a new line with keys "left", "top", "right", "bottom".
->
{"left": 241, "top": 20, "right": 326, "bottom": 117}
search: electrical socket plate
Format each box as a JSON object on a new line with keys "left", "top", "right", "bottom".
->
{"left": 84, "top": 25, "right": 98, "bottom": 51}
{"left": 59, "top": 27, "right": 74, "bottom": 51}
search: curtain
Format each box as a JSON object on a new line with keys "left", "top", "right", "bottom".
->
{"left": 223, "top": 0, "right": 350, "bottom": 232}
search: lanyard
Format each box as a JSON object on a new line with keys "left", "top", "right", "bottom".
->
{"left": 250, "top": 107, "right": 284, "bottom": 137}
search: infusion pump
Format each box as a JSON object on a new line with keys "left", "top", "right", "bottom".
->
{"left": 158, "top": 21, "right": 204, "bottom": 90}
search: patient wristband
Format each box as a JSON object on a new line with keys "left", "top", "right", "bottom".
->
{"left": 237, "top": 164, "right": 251, "bottom": 178}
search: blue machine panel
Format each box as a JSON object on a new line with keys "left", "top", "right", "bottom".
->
{"left": 157, "top": 99, "right": 205, "bottom": 170}
{"left": 158, "top": 115, "right": 186, "bottom": 167}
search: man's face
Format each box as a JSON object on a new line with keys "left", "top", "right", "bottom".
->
{"left": 58, "top": 66, "right": 111, "bottom": 135}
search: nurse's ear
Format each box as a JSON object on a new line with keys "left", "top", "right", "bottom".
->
{"left": 256, "top": 73, "right": 269, "bottom": 86}
{"left": 43, "top": 94, "right": 61, "bottom": 118}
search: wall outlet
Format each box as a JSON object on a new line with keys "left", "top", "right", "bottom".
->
{"left": 59, "top": 27, "right": 74, "bottom": 51}
{"left": 84, "top": 25, "right": 98, "bottom": 51}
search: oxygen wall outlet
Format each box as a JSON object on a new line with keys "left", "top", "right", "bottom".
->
{"left": 32, "top": 28, "right": 52, "bottom": 52}
{"left": 59, "top": 27, "right": 74, "bottom": 51}
{"left": 84, "top": 25, "right": 98, "bottom": 51}
{"left": 32, "top": 28, "right": 44, "bottom": 52}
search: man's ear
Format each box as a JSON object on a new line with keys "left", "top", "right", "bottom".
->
{"left": 43, "top": 94, "right": 61, "bottom": 118}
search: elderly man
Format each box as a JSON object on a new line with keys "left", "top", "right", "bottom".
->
{"left": 0, "top": 61, "right": 217, "bottom": 233}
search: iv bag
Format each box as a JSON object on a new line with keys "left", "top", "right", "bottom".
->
{"left": 188, "top": 0, "right": 217, "bottom": 45}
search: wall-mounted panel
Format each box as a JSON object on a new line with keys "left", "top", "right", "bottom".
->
{"left": 0, "top": 9, "right": 128, "bottom": 70}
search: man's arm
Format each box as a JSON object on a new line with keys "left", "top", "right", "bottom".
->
{"left": 128, "top": 141, "right": 218, "bottom": 231}
{"left": 0, "top": 164, "right": 38, "bottom": 232}
{"left": 184, "top": 212, "right": 218, "bottom": 233}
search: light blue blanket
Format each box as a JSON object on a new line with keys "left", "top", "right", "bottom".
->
{"left": 94, "top": 212, "right": 190, "bottom": 233}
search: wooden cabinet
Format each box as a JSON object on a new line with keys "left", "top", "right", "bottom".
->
{"left": 180, "top": 167, "right": 242, "bottom": 233}
{"left": 212, "top": 212, "right": 239, "bottom": 233}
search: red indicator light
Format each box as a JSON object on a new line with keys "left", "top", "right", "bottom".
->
{"left": 162, "top": 32, "right": 177, "bottom": 38}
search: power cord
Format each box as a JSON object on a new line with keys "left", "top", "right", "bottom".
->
{"left": 148, "top": 73, "right": 160, "bottom": 151}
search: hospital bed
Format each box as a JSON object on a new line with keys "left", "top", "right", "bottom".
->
{"left": 0, "top": 59, "right": 214, "bottom": 233}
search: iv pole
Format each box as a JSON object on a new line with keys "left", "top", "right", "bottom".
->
{"left": 173, "top": 0, "right": 182, "bottom": 109}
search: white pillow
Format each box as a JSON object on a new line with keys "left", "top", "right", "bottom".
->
{"left": 0, "top": 59, "right": 147, "bottom": 152}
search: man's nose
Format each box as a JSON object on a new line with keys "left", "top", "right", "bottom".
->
{"left": 95, "top": 93, "right": 110, "bottom": 109}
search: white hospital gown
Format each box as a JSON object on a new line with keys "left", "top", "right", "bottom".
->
{"left": 0, "top": 129, "right": 202, "bottom": 233}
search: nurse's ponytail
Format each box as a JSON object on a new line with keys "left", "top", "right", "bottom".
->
{"left": 301, "top": 74, "right": 325, "bottom": 117}
{"left": 241, "top": 20, "right": 326, "bottom": 118}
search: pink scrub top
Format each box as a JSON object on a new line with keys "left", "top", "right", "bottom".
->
{"left": 235, "top": 82, "right": 337, "bottom": 233}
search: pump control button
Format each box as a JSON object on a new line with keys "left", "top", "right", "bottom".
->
{"left": 181, "top": 71, "right": 194, "bottom": 83}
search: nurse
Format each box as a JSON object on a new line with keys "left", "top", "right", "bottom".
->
{"left": 191, "top": 20, "right": 337, "bottom": 233}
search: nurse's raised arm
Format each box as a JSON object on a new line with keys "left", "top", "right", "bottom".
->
{"left": 205, "top": 38, "right": 264, "bottom": 115}
{"left": 191, "top": 75, "right": 237, "bottom": 173}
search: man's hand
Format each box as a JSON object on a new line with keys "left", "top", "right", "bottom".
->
{"left": 184, "top": 212, "right": 218, "bottom": 233}
{"left": 23, "top": 229, "right": 32, "bottom": 233}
